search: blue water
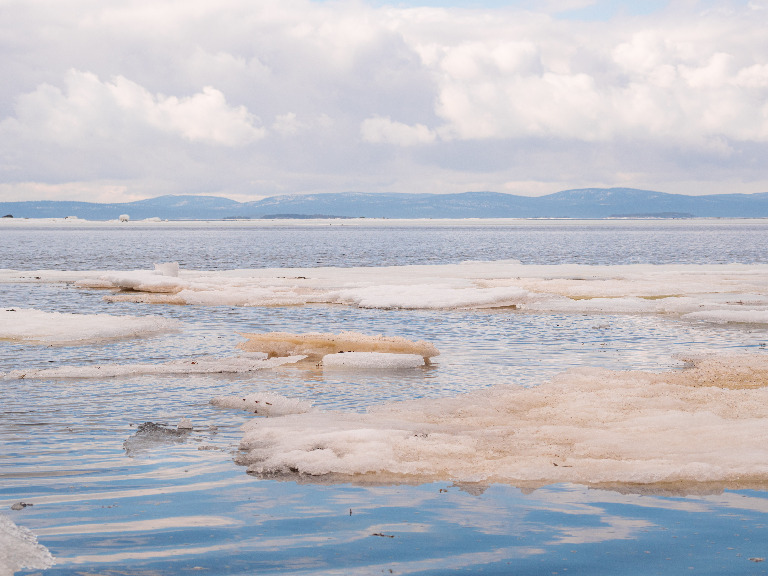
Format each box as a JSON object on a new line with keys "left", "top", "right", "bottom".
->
{"left": 2, "top": 220, "right": 768, "bottom": 575}
{"left": 1, "top": 219, "right": 767, "bottom": 270}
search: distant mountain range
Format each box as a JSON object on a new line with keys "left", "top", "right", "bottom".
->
{"left": 2, "top": 188, "right": 768, "bottom": 220}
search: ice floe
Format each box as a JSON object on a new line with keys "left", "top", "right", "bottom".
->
{"left": 210, "top": 392, "right": 313, "bottom": 417}
{"left": 3, "top": 261, "right": 768, "bottom": 326}
{"left": 236, "top": 354, "right": 768, "bottom": 489}
{"left": 0, "top": 514, "right": 55, "bottom": 575}
{"left": 237, "top": 331, "right": 439, "bottom": 363}
{"left": 322, "top": 352, "right": 426, "bottom": 370}
{"left": 1, "top": 355, "right": 304, "bottom": 380}
{"left": 0, "top": 308, "right": 181, "bottom": 345}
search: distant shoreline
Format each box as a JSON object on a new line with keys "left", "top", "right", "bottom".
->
{"left": 3, "top": 188, "right": 768, "bottom": 220}
{"left": 2, "top": 216, "right": 766, "bottom": 228}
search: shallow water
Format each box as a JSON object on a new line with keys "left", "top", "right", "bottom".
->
{"left": 2, "top": 220, "right": 768, "bottom": 575}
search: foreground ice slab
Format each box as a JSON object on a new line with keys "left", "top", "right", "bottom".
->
{"left": 237, "top": 354, "right": 768, "bottom": 489}
{"left": 0, "top": 514, "right": 55, "bottom": 574}
{"left": 0, "top": 308, "right": 181, "bottom": 344}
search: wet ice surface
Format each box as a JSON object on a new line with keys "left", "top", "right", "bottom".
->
{"left": 3, "top": 221, "right": 768, "bottom": 575}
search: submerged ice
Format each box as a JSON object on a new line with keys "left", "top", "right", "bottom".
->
{"left": 237, "top": 354, "right": 768, "bottom": 488}
{"left": 123, "top": 422, "right": 190, "bottom": 457}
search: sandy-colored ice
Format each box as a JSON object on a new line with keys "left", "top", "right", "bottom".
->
{"left": 237, "top": 354, "right": 768, "bottom": 489}
{"left": 237, "top": 331, "right": 439, "bottom": 363}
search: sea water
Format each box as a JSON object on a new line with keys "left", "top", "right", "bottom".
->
{"left": 1, "top": 219, "right": 768, "bottom": 575}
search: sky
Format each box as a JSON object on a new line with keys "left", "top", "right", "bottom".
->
{"left": 1, "top": 0, "right": 767, "bottom": 203}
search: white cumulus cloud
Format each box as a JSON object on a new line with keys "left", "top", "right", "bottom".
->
{"left": 6, "top": 70, "right": 265, "bottom": 147}
{"left": 361, "top": 116, "right": 436, "bottom": 146}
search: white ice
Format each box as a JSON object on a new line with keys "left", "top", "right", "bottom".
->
{"left": 210, "top": 392, "right": 313, "bottom": 417}
{"left": 0, "top": 514, "right": 55, "bottom": 576}
{"left": 0, "top": 308, "right": 181, "bottom": 344}
{"left": 237, "top": 354, "right": 768, "bottom": 488}
{"left": 3, "top": 261, "right": 768, "bottom": 326}
{"left": 1, "top": 355, "right": 304, "bottom": 380}
{"left": 322, "top": 352, "right": 425, "bottom": 370}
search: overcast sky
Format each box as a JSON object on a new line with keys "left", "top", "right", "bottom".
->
{"left": 1, "top": 0, "right": 767, "bottom": 203}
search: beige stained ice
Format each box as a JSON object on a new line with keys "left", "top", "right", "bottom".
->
{"left": 236, "top": 354, "right": 768, "bottom": 491}
{"left": 237, "top": 331, "right": 440, "bottom": 363}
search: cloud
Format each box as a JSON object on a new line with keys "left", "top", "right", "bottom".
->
{"left": 5, "top": 70, "right": 265, "bottom": 147}
{"left": 1, "top": 0, "right": 768, "bottom": 201}
{"left": 361, "top": 116, "right": 436, "bottom": 145}
{"left": 419, "top": 8, "right": 768, "bottom": 146}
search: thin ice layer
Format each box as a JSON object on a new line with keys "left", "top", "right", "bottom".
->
{"left": 1, "top": 355, "right": 303, "bottom": 380}
{"left": 237, "top": 331, "right": 439, "bottom": 362}
{"left": 0, "top": 308, "right": 181, "bottom": 344}
{"left": 238, "top": 354, "right": 768, "bottom": 488}
{"left": 0, "top": 514, "right": 55, "bottom": 574}
{"left": 211, "top": 392, "right": 313, "bottom": 417}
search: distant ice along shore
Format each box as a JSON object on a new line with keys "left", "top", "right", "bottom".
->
{"left": 1, "top": 216, "right": 767, "bottom": 229}
{"left": 3, "top": 260, "right": 765, "bottom": 327}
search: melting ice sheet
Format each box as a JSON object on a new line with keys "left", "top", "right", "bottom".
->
{"left": 0, "top": 514, "right": 55, "bottom": 575}
{"left": 237, "top": 354, "right": 768, "bottom": 489}
{"left": 0, "top": 308, "right": 181, "bottom": 344}
{"left": 3, "top": 260, "right": 764, "bottom": 326}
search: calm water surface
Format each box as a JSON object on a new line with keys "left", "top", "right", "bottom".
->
{"left": 1, "top": 219, "right": 767, "bottom": 269}
{"left": 2, "top": 220, "right": 768, "bottom": 575}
